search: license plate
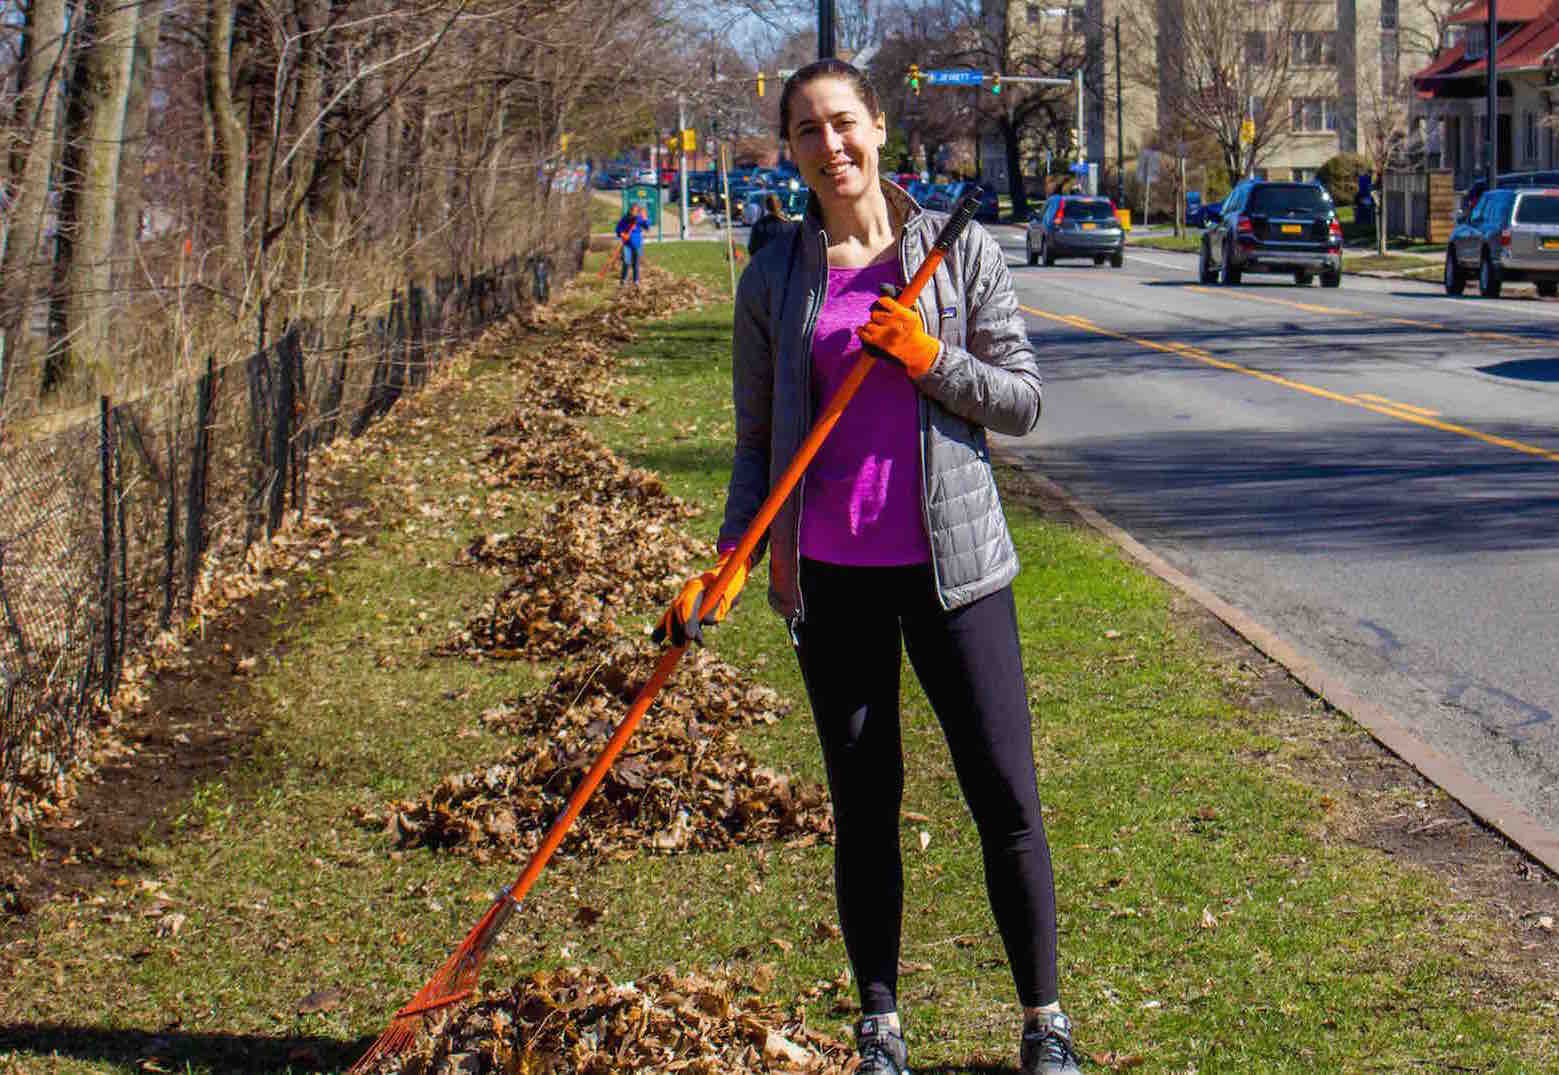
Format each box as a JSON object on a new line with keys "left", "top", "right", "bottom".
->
{"left": 1280, "top": 224, "right": 1302, "bottom": 235}
{"left": 1543, "top": 238, "right": 1559, "bottom": 250}
{"left": 1081, "top": 222, "right": 1096, "bottom": 230}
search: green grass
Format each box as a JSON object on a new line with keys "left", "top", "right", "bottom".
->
{"left": 1129, "top": 234, "right": 1202, "bottom": 253}
{"left": 3, "top": 241, "right": 1555, "bottom": 1073}
{"left": 1343, "top": 252, "right": 1438, "bottom": 273}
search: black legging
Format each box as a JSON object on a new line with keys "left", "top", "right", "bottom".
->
{"left": 794, "top": 557, "right": 1059, "bottom": 1015}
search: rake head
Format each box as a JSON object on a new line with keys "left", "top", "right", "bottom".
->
{"left": 349, "top": 889, "right": 517, "bottom": 1072}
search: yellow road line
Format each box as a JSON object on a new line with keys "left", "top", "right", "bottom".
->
{"left": 1021, "top": 303, "right": 1559, "bottom": 464}
{"left": 1355, "top": 393, "right": 1441, "bottom": 417}
{"left": 1184, "top": 284, "right": 1536, "bottom": 343}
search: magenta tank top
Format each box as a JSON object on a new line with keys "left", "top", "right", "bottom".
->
{"left": 798, "top": 258, "right": 932, "bottom": 567}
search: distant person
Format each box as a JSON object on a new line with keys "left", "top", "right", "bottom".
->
{"left": 614, "top": 203, "right": 651, "bottom": 285}
{"left": 747, "top": 193, "right": 796, "bottom": 256}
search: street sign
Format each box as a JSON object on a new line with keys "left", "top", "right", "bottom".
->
{"left": 927, "top": 69, "right": 985, "bottom": 85}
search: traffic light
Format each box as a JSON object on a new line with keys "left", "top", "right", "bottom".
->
{"left": 991, "top": 74, "right": 1002, "bottom": 95}
{"left": 757, "top": 72, "right": 765, "bottom": 98}
{"left": 908, "top": 64, "right": 921, "bottom": 96}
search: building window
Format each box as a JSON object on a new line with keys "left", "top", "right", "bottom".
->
{"left": 1290, "top": 97, "right": 1339, "bottom": 132}
{"left": 1291, "top": 31, "right": 1337, "bottom": 66}
{"left": 1293, "top": 167, "right": 1315, "bottom": 181}
{"left": 1465, "top": 26, "right": 1486, "bottom": 59}
{"left": 1381, "top": 0, "right": 1398, "bottom": 29}
{"left": 1525, "top": 111, "right": 1539, "bottom": 161}
{"left": 1027, "top": 2, "right": 1040, "bottom": 23}
{"left": 1245, "top": 31, "right": 1267, "bottom": 65}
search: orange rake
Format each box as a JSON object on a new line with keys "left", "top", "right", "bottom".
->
{"left": 349, "top": 190, "right": 985, "bottom": 1072}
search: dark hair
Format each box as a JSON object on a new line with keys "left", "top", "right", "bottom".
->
{"left": 778, "top": 59, "right": 881, "bottom": 142}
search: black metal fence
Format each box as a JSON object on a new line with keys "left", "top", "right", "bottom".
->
{"left": 0, "top": 245, "right": 580, "bottom": 818}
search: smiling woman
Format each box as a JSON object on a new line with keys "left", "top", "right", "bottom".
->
{"left": 653, "top": 57, "right": 1081, "bottom": 1075}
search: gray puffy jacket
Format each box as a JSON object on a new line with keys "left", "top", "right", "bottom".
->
{"left": 718, "top": 179, "right": 1042, "bottom": 621}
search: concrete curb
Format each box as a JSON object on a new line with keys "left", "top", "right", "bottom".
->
{"left": 1007, "top": 462, "right": 1559, "bottom": 879}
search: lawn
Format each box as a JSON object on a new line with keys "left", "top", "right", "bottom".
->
{"left": 1, "top": 242, "right": 1553, "bottom": 1074}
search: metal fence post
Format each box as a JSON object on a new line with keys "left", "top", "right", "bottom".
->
{"left": 184, "top": 355, "right": 214, "bottom": 603}
{"left": 99, "top": 396, "right": 115, "bottom": 700}
{"left": 268, "top": 332, "right": 294, "bottom": 537}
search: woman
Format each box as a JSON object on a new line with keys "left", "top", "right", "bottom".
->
{"left": 654, "top": 60, "right": 1081, "bottom": 1075}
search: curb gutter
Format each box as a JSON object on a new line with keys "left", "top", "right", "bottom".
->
{"left": 1009, "top": 463, "right": 1559, "bottom": 879}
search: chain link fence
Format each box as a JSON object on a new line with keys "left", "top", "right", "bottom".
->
{"left": 1, "top": 242, "right": 583, "bottom": 823}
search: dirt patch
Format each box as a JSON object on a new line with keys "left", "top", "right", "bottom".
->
{"left": 998, "top": 463, "right": 1559, "bottom": 983}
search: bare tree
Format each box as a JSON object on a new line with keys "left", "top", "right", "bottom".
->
{"left": 1358, "top": 73, "right": 1413, "bottom": 255}
{"left": 1124, "top": 0, "right": 1335, "bottom": 186}
{"left": 0, "top": 0, "right": 69, "bottom": 407}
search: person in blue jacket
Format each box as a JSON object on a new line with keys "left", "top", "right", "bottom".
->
{"left": 615, "top": 203, "right": 651, "bottom": 285}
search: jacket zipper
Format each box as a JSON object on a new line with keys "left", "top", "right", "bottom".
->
{"left": 791, "top": 225, "right": 828, "bottom": 627}
{"left": 906, "top": 222, "right": 948, "bottom": 609}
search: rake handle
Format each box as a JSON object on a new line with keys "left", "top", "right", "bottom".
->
{"left": 510, "top": 194, "right": 981, "bottom": 910}
{"left": 354, "top": 193, "right": 984, "bottom": 1071}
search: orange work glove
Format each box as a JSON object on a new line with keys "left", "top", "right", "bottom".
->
{"left": 652, "top": 550, "right": 749, "bottom": 647}
{"left": 857, "top": 295, "right": 941, "bottom": 380}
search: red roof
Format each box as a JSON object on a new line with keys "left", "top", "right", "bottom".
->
{"left": 1449, "top": 0, "right": 1554, "bottom": 24}
{"left": 1415, "top": 8, "right": 1559, "bottom": 93}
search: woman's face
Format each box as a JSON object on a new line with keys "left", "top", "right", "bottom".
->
{"left": 785, "top": 76, "right": 885, "bottom": 207}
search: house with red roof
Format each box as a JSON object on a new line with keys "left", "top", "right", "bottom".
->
{"left": 1413, "top": 0, "right": 1559, "bottom": 185}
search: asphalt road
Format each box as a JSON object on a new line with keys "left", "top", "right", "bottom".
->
{"left": 988, "top": 227, "right": 1559, "bottom": 835}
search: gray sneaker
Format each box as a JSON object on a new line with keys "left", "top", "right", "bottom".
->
{"left": 854, "top": 1015, "right": 910, "bottom": 1074}
{"left": 1020, "top": 1010, "right": 1083, "bottom": 1074}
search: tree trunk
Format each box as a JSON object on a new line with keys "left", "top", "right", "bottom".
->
{"left": 0, "top": 0, "right": 69, "bottom": 405}
{"left": 114, "top": 1, "right": 164, "bottom": 288}
{"left": 1002, "top": 117, "right": 1028, "bottom": 220}
{"left": 45, "top": 0, "right": 139, "bottom": 394}
{"left": 287, "top": 0, "right": 328, "bottom": 215}
{"left": 207, "top": 0, "right": 248, "bottom": 268}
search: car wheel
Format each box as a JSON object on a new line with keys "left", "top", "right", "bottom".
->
{"left": 1110, "top": 251, "right": 1124, "bottom": 268}
{"left": 1539, "top": 281, "right": 1558, "bottom": 298}
{"left": 1093, "top": 255, "right": 1106, "bottom": 266}
{"left": 1027, "top": 238, "right": 1039, "bottom": 267}
{"left": 1294, "top": 270, "right": 1313, "bottom": 286}
{"left": 1042, "top": 238, "right": 1056, "bottom": 267}
{"left": 1479, "top": 250, "right": 1502, "bottom": 298}
{"left": 1220, "top": 242, "right": 1241, "bottom": 285}
{"left": 1320, "top": 268, "right": 1341, "bottom": 288}
{"left": 1198, "top": 241, "right": 1217, "bottom": 283}
{"left": 1443, "top": 247, "right": 1466, "bottom": 295}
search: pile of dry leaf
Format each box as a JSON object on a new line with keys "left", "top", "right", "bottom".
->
{"left": 377, "top": 965, "right": 854, "bottom": 1075}
{"left": 370, "top": 271, "right": 834, "bottom": 860}
{"left": 365, "top": 640, "right": 830, "bottom": 859}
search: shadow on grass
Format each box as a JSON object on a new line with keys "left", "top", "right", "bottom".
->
{"left": 0, "top": 1023, "right": 370, "bottom": 1074}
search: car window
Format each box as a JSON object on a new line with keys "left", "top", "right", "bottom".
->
{"left": 1515, "top": 193, "right": 1559, "bottom": 223}
{"left": 1064, "top": 199, "right": 1116, "bottom": 220}
{"left": 1248, "top": 184, "right": 1330, "bottom": 215}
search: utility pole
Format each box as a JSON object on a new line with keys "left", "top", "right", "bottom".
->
{"left": 1115, "top": 17, "right": 1124, "bottom": 207}
{"left": 678, "top": 94, "right": 690, "bottom": 241}
{"left": 1486, "top": 0, "right": 1498, "bottom": 190}
{"left": 819, "top": 0, "right": 835, "bottom": 60}
{"left": 1075, "top": 68, "right": 1085, "bottom": 181}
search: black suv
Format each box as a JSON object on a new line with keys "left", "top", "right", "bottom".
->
{"left": 1199, "top": 180, "right": 1343, "bottom": 287}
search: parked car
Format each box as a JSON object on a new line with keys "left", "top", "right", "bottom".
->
{"left": 1026, "top": 195, "right": 1125, "bottom": 267}
{"left": 1443, "top": 186, "right": 1559, "bottom": 298}
{"left": 1198, "top": 179, "right": 1342, "bottom": 287}
{"left": 1456, "top": 170, "right": 1559, "bottom": 221}
{"left": 906, "top": 180, "right": 934, "bottom": 205}
{"left": 922, "top": 183, "right": 959, "bottom": 211}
